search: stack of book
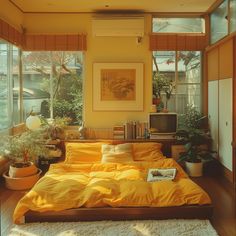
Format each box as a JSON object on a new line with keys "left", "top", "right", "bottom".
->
{"left": 125, "top": 121, "right": 149, "bottom": 139}
{"left": 113, "top": 125, "right": 125, "bottom": 140}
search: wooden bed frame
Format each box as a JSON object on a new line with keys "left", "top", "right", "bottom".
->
{"left": 24, "top": 205, "right": 213, "bottom": 223}
{"left": 21, "top": 140, "right": 213, "bottom": 223}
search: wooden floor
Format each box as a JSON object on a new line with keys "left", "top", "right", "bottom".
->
{"left": 0, "top": 176, "right": 235, "bottom": 236}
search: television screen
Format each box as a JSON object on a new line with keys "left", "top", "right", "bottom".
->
{"left": 149, "top": 113, "right": 177, "bottom": 134}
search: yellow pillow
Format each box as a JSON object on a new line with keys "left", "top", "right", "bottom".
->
{"left": 65, "top": 142, "right": 107, "bottom": 163}
{"left": 132, "top": 142, "right": 164, "bottom": 161}
{"left": 101, "top": 143, "right": 133, "bottom": 163}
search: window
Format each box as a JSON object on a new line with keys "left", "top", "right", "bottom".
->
{"left": 152, "top": 51, "right": 202, "bottom": 116}
{"left": 230, "top": 0, "right": 236, "bottom": 33}
{"left": 12, "top": 46, "right": 20, "bottom": 125}
{"left": 152, "top": 18, "right": 205, "bottom": 33}
{"left": 210, "top": 0, "right": 228, "bottom": 44}
{"left": 22, "top": 51, "right": 83, "bottom": 125}
{"left": 0, "top": 41, "right": 9, "bottom": 130}
{"left": 0, "top": 41, "right": 20, "bottom": 130}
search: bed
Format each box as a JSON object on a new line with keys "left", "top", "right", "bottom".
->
{"left": 13, "top": 141, "right": 213, "bottom": 224}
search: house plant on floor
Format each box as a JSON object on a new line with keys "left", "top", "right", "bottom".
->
{"left": 176, "top": 105, "right": 215, "bottom": 177}
{"left": 177, "top": 128, "right": 216, "bottom": 177}
{"left": 0, "top": 130, "right": 48, "bottom": 190}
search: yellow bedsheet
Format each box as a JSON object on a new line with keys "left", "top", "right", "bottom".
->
{"left": 13, "top": 159, "right": 211, "bottom": 224}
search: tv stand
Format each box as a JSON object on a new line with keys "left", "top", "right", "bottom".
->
{"left": 150, "top": 134, "right": 176, "bottom": 140}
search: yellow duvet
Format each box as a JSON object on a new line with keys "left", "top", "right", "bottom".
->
{"left": 13, "top": 159, "right": 211, "bottom": 224}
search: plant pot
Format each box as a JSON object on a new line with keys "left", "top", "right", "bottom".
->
{"left": 9, "top": 162, "right": 38, "bottom": 178}
{"left": 185, "top": 161, "right": 203, "bottom": 177}
{"left": 3, "top": 169, "right": 42, "bottom": 190}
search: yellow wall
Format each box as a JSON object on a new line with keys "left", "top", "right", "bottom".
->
{"left": 23, "top": 13, "right": 153, "bottom": 128}
{"left": 0, "top": 0, "right": 23, "bottom": 31}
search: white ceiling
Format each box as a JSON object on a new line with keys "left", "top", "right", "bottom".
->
{"left": 10, "top": 0, "right": 218, "bottom": 13}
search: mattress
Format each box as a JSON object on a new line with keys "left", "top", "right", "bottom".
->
{"left": 13, "top": 158, "right": 211, "bottom": 224}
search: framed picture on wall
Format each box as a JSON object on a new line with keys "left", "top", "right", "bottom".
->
{"left": 93, "top": 62, "right": 144, "bottom": 111}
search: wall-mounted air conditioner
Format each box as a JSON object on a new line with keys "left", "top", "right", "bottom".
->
{"left": 92, "top": 15, "right": 144, "bottom": 37}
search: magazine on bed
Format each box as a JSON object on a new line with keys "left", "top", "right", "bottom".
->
{"left": 147, "top": 168, "right": 177, "bottom": 182}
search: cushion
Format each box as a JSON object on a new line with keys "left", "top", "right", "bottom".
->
{"left": 65, "top": 142, "right": 108, "bottom": 163}
{"left": 101, "top": 143, "right": 133, "bottom": 163}
{"left": 132, "top": 142, "right": 165, "bottom": 161}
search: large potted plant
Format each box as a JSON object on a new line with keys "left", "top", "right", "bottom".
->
{"left": 176, "top": 105, "right": 215, "bottom": 177}
{"left": 0, "top": 130, "right": 48, "bottom": 190}
{"left": 177, "top": 129, "right": 215, "bottom": 177}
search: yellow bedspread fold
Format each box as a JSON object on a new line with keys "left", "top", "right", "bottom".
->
{"left": 13, "top": 159, "right": 211, "bottom": 224}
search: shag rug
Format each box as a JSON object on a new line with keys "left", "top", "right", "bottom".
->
{"left": 8, "top": 219, "right": 218, "bottom": 236}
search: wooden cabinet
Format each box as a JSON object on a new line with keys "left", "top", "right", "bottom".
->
{"left": 207, "top": 39, "right": 233, "bottom": 177}
{"left": 219, "top": 39, "right": 233, "bottom": 80}
{"left": 208, "top": 80, "right": 218, "bottom": 152}
{"left": 218, "top": 78, "right": 233, "bottom": 171}
{"left": 207, "top": 48, "right": 218, "bottom": 81}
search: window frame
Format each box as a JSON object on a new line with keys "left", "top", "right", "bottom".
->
{"left": 152, "top": 50, "right": 203, "bottom": 114}
{"left": 152, "top": 15, "right": 206, "bottom": 35}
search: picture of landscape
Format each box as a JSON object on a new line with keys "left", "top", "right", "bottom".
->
{"left": 100, "top": 69, "right": 136, "bottom": 101}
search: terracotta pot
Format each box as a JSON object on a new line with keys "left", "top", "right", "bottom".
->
{"left": 9, "top": 162, "right": 38, "bottom": 178}
{"left": 185, "top": 161, "right": 203, "bottom": 177}
{"left": 3, "top": 169, "right": 42, "bottom": 190}
{"left": 152, "top": 98, "right": 161, "bottom": 105}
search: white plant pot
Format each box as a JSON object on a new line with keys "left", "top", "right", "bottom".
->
{"left": 9, "top": 162, "right": 37, "bottom": 178}
{"left": 3, "top": 169, "right": 42, "bottom": 190}
{"left": 185, "top": 161, "right": 203, "bottom": 177}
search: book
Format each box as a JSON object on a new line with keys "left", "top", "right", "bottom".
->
{"left": 113, "top": 125, "right": 125, "bottom": 140}
{"left": 147, "top": 168, "right": 177, "bottom": 182}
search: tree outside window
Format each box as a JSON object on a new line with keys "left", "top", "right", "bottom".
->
{"left": 22, "top": 51, "right": 83, "bottom": 125}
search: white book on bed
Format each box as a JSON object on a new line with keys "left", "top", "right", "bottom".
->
{"left": 147, "top": 168, "right": 176, "bottom": 182}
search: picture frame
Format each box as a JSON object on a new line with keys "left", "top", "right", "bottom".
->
{"left": 93, "top": 62, "right": 144, "bottom": 111}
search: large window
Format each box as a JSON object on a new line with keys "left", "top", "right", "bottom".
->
{"left": 210, "top": 0, "right": 228, "bottom": 43}
{"left": 0, "top": 41, "right": 20, "bottom": 130}
{"left": 0, "top": 41, "right": 9, "bottom": 130}
{"left": 153, "top": 51, "right": 202, "bottom": 115}
{"left": 230, "top": 0, "right": 236, "bottom": 33}
{"left": 22, "top": 51, "right": 83, "bottom": 125}
{"left": 152, "top": 17, "right": 205, "bottom": 33}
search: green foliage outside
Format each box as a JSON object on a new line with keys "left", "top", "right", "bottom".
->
{"left": 23, "top": 52, "right": 83, "bottom": 125}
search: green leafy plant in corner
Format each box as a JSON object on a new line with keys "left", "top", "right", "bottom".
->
{"left": 177, "top": 129, "right": 216, "bottom": 164}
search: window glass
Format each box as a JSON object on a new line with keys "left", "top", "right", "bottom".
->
{"left": 12, "top": 46, "right": 20, "bottom": 125}
{"left": 152, "top": 51, "right": 202, "bottom": 116}
{"left": 0, "top": 41, "right": 9, "bottom": 129}
{"left": 210, "top": 0, "right": 228, "bottom": 44}
{"left": 177, "top": 51, "right": 201, "bottom": 84}
{"left": 230, "top": 0, "right": 236, "bottom": 33}
{"left": 152, "top": 18, "right": 205, "bottom": 33}
{"left": 22, "top": 51, "right": 83, "bottom": 125}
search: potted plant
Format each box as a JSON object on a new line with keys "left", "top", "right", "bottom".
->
{"left": 177, "top": 129, "right": 216, "bottom": 177}
{"left": 153, "top": 72, "right": 174, "bottom": 112}
{"left": 41, "top": 117, "right": 70, "bottom": 142}
{"left": 175, "top": 105, "right": 215, "bottom": 177}
{"left": 0, "top": 130, "right": 48, "bottom": 190}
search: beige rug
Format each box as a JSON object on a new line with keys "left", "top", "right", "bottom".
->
{"left": 8, "top": 219, "right": 218, "bottom": 236}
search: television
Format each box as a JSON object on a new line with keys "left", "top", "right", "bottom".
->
{"left": 149, "top": 113, "right": 177, "bottom": 137}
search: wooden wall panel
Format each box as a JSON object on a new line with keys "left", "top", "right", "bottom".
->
{"left": 219, "top": 39, "right": 233, "bottom": 80}
{"left": 207, "top": 47, "right": 219, "bottom": 81}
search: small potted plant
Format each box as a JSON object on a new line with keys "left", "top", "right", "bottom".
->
{"left": 41, "top": 117, "right": 70, "bottom": 142}
{"left": 0, "top": 130, "right": 48, "bottom": 190}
